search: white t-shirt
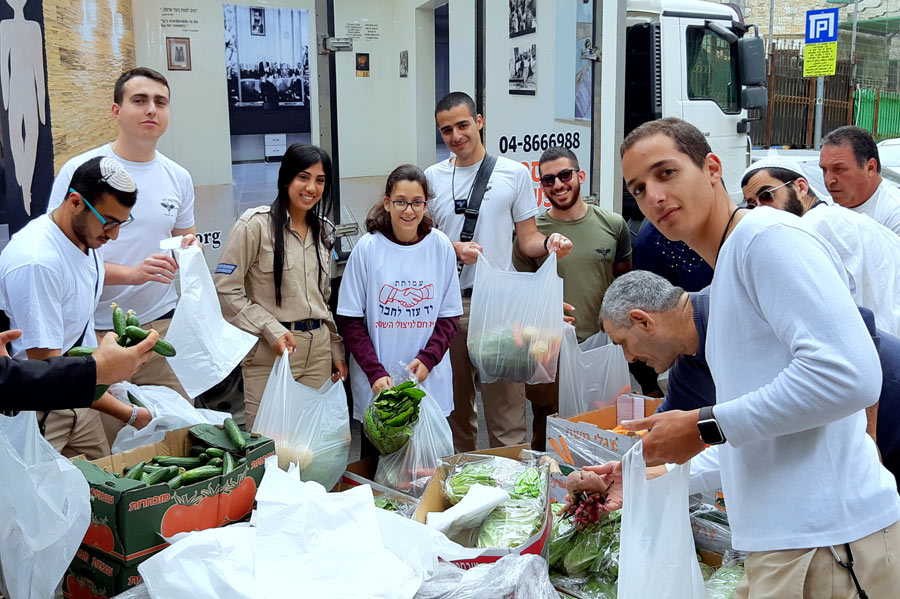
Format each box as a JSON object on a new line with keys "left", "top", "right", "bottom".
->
{"left": 336, "top": 230, "right": 463, "bottom": 420}
{"left": 425, "top": 155, "right": 538, "bottom": 290}
{"left": 707, "top": 207, "right": 899, "bottom": 551}
{"left": 0, "top": 215, "right": 104, "bottom": 358}
{"left": 803, "top": 203, "right": 900, "bottom": 336}
{"left": 47, "top": 144, "right": 196, "bottom": 328}
{"left": 852, "top": 179, "right": 900, "bottom": 235}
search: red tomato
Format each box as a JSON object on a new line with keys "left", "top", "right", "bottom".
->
{"left": 82, "top": 522, "right": 115, "bottom": 553}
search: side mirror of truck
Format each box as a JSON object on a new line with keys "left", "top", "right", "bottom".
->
{"left": 738, "top": 36, "right": 766, "bottom": 86}
{"left": 741, "top": 86, "right": 768, "bottom": 110}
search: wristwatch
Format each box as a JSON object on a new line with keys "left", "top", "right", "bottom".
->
{"left": 697, "top": 406, "right": 726, "bottom": 445}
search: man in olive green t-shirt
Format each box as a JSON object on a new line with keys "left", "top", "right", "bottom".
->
{"left": 513, "top": 146, "right": 632, "bottom": 449}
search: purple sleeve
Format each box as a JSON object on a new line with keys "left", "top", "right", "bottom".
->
{"left": 335, "top": 315, "right": 389, "bottom": 385}
{"left": 414, "top": 316, "right": 460, "bottom": 372}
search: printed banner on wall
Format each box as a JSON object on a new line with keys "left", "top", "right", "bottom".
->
{"left": 0, "top": 0, "right": 54, "bottom": 235}
{"left": 224, "top": 4, "right": 311, "bottom": 135}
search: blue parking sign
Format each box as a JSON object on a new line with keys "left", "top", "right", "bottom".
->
{"left": 805, "top": 8, "right": 840, "bottom": 44}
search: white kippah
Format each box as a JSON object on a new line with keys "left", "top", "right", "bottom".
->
{"left": 741, "top": 149, "right": 806, "bottom": 183}
{"left": 98, "top": 157, "right": 137, "bottom": 193}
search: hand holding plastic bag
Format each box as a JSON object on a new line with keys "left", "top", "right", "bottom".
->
{"left": 467, "top": 252, "right": 564, "bottom": 384}
{"left": 617, "top": 441, "right": 706, "bottom": 599}
{"left": 110, "top": 382, "right": 229, "bottom": 453}
{"left": 253, "top": 350, "right": 351, "bottom": 489}
{"left": 0, "top": 412, "right": 91, "bottom": 599}
{"left": 375, "top": 390, "right": 454, "bottom": 496}
{"left": 165, "top": 245, "right": 257, "bottom": 398}
{"left": 558, "top": 324, "right": 631, "bottom": 418}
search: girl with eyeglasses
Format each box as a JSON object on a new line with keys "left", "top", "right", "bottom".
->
{"left": 337, "top": 164, "right": 462, "bottom": 457}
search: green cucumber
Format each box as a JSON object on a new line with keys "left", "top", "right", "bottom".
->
{"left": 223, "top": 418, "right": 246, "bottom": 449}
{"left": 223, "top": 452, "right": 235, "bottom": 475}
{"left": 180, "top": 465, "right": 223, "bottom": 485}
{"left": 153, "top": 456, "right": 203, "bottom": 468}
{"left": 207, "top": 457, "right": 223, "bottom": 468}
{"left": 197, "top": 452, "right": 210, "bottom": 464}
{"left": 111, "top": 303, "right": 126, "bottom": 337}
{"left": 143, "top": 466, "right": 179, "bottom": 485}
{"left": 124, "top": 461, "right": 146, "bottom": 480}
{"left": 68, "top": 346, "right": 95, "bottom": 357}
{"left": 167, "top": 474, "right": 183, "bottom": 490}
{"left": 126, "top": 309, "right": 141, "bottom": 328}
{"left": 205, "top": 447, "right": 226, "bottom": 459}
{"left": 189, "top": 445, "right": 207, "bottom": 456}
{"left": 124, "top": 326, "right": 177, "bottom": 357}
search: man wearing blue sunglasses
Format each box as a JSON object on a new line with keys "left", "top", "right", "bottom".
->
{"left": 0, "top": 156, "right": 152, "bottom": 459}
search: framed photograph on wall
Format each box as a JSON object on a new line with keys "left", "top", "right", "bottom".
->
{"left": 250, "top": 6, "right": 265, "bottom": 36}
{"left": 399, "top": 50, "right": 408, "bottom": 78}
{"left": 509, "top": 43, "right": 536, "bottom": 95}
{"left": 509, "top": 0, "right": 536, "bottom": 39}
{"left": 166, "top": 37, "right": 192, "bottom": 71}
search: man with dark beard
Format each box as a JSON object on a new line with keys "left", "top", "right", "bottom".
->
{"left": 0, "top": 157, "right": 152, "bottom": 458}
{"left": 741, "top": 156, "right": 900, "bottom": 337}
{"left": 513, "top": 146, "right": 632, "bottom": 448}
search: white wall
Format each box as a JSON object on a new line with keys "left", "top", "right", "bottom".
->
{"left": 131, "top": 0, "right": 319, "bottom": 186}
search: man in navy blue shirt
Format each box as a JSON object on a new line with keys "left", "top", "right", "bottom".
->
{"left": 600, "top": 271, "right": 900, "bottom": 487}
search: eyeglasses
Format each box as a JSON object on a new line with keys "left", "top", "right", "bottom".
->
{"left": 390, "top": 199, "right": 428, "bottom": 213}
{"left": 749, "top": 179, "right": 795, "bottom": 206}
{"left": 69, "top": 188, "right": 135, "bottom": 231}
{"left": 539, "top": 168, "right": 577, "bottom": 188}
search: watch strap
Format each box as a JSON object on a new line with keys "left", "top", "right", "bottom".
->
{"left": 699, "top": 406, "right": 714, "bottom": 422}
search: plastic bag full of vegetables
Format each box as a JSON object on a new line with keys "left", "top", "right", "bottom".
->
{"left": 363, "top": 381, "right": 425, "bottom": 455}
{"left": 467, "top": 251, "right": 564, "bottom": 384}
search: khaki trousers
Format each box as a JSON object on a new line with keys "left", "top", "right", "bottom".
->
{"left": 448, "top": 296, "right": 526, "bottom": 452}
{"left": 96, "top": 316, "right": 191, "bottom": 447}
{"left": 241, "top": 324, "right": 332, "bottom": 432}
{"left": 39, "top": 408, "right": 110, "bottom": 460}
{"left": 734, "top": 519, "right": 900, "bottom": 599}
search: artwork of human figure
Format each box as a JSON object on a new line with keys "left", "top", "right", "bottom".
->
{"left": 0, "top": 0, "right": 46, "bottom": 216}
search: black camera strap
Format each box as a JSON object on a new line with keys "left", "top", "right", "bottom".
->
{"left": 458, "top": 153, "right": 497, "bottom": 243}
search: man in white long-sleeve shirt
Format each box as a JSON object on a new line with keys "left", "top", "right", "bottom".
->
{"left": 590, "top": 118, "right": 899, "bottom": 598}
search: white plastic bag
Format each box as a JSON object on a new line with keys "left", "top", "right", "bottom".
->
{"left": 0, "top": 412, "right": 91, "bottom": 599}
{"left": 617, "top": 442, "right": 706, "bottom": 599}
{"left": 253, "top": 350, "right": 351, "bottom": 489}
{"left": 558, "top": 324, "right": 631, "bottom": 418}
{"left": 375, "top": 390, "right": 454, "bottom": 497}
{"left": 110, "top": 382, "right": 230, "bottom": 453}
{"left": 165, "top": 245, "right": 257, "bottom": 398}
{"left": 413, "top": 554, "right": 559, "bottom": 599}
{"left": 467, "top": 252, "right": 564, "bottom": 384}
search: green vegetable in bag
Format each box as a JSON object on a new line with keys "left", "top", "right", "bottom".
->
{"left": 563, "top": 523, "right": 607, "bottom": 576}
{"left": 444, "top": 463, "right": 497, "bottom": 505}
{"left": 549, "top": 505, "right": 578, "bottom": 568}
{"left": 363, "top": 381, "right": 426, "bottom": 455}
{"left": 476, "top": 499, "right": 544, "bottom": 549}
{"left": 582, "top": 576, "right": 618, "bottom": 599}
{"left": 705, "top": 564, "right": 745, "bottom": 599}
{"left": 512, "top": 466, "right": 542, "bottom": 499}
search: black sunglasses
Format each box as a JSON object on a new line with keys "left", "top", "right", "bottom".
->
{"left": 539, "top": 168, "right": 577, "bottom": 188}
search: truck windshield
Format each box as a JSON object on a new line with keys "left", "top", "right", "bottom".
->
{"left": 686, "top": 26, "right": 739, "bottom": 114}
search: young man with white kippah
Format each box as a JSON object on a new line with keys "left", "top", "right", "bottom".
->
{"left": 45, "top": 67, "right": 198, "bottom": 406}
{"left": 741, "top": 154, "right": 900, "bottom": 337}
{"left": 0, "top": 156, "right": 153, "bottom": 459}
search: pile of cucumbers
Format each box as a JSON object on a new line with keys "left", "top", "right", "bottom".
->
{"left": 119, "top": 417, "right": 248, "bottom": 490}
{"left": 67, "top": 304, "right": 177, "bottom": 401}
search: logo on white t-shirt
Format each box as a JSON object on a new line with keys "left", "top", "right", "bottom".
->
{"left": 160, "top": 198, "right": 178, "bottom": 216}
{"left": 378, "top": 283, "right": 435, "bottom": 309}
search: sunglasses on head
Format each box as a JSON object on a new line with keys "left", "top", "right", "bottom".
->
{"left": 539, "top": 168, "right": 577, "bottom": 188}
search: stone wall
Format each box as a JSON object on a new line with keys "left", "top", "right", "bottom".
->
{"left": 43, "top": 0, "right": 134, "bottom": 173}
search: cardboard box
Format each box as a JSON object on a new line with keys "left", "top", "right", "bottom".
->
{"left": 545, "top": 394, "right": 661, "bottom": 503}
{"left": 413, "top": 445, "right": 552, "bottom": 569}
{"left": 72, "top": 426, "right": 275, "bottom": 564}
{"left": 62, "top": 544, "right": 150, "bottom": 599}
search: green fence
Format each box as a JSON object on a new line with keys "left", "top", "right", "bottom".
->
{"left": 855, "top": 88, "right": 900, "bottom": 141}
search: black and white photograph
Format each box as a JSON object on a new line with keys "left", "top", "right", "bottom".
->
{"left": 223, "top": 4, "right": 311, "bottom": 135}
{"left": 166, "top": 37, "right": 191, "bottom": 71}
{"left": 399, "top": 50, "right": 408, "bottom": 78}
{"left": 509, "top": 0, "right": 536, "bottom": 39}
{"left": 509, "top": 43, "right": 536, "bottom": 95}
{"left": 250, "top": 6, "right": 265, "bottom": 36}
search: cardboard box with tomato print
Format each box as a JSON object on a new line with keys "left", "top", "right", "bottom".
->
{"left": 62, "top": 544, "right": 150, "bottom": 599}
{"left": 71, "top": 425, "right": 274, "bottom": 564}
